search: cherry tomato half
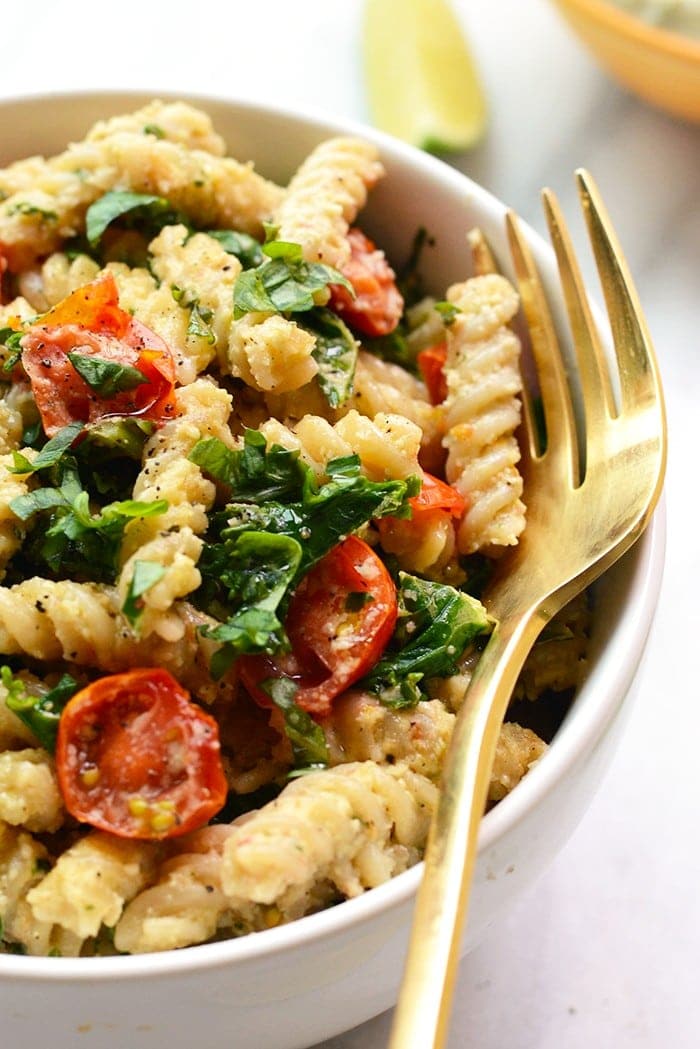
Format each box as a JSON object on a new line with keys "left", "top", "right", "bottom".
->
{"left": 20, "top": 273, "right": 176, "bottom": 436}
{"left": 376, "top": 472, "right": 467, "bottom": 561}
{"left": 239, "top": 536, "right": 398, "bottom": 718}
{"left": 329, "top": 228, "right": 404, "bottom": 337}
{"left": 55, "top": 668, "right": 227, "bottom": 840}
{"left": 409, "top": 472, "right": 466, "bottom": 519}
{"left": 417, "top": 342, "right": 448, "bottom": 405}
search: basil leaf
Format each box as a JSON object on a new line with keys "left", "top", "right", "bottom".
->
{"left": 190, "top": 428, "right": 307, "bottom": 502}
{"left": 67, "top": 353, "right": 148, "bottom": 397}
{"left": 362, "top": 573, "right": 493, "bottom": 706}
{"left": 261, "top": 677, "right": 329, "bottom": 770}
{"left": 122, "top": 560, "right": 167, "bottom": 629}
{"left": 433, "top": 301, "right": 461, "bottom": 325}
{"left": 85, "top": 190, "right": 187, "bottom": 248}
{"left": 2, "top": 666, "right": 79, "bottom": 752}
{"left": 171, "top": 287, "right": 215, "bottom": 344}
{"left": 10, "top": 486, "right": 71, "bottom": 520}
{"left": 233, "top": 246, "right": 353, "bottom": 319}
{"left": 205, "top": 230, "right": 264, "bottom": 269}
{"left": 198, "top": 532, "right": 302, "bottom": 674}
{"left": 8, "top": 421, "right": 83, "bottom": 476}
{"left": 1, "top": 328, "right": 24, "bottom": 372}
{"left": 300, "top": 307, "right": 358, "bottom": 408}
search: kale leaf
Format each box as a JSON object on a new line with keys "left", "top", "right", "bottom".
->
{"left": 362, "top": 573, "right": 493, "bottom": 707}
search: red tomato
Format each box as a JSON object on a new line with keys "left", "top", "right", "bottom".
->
{"left": 376, "top": 472, "right": 467, "bottom": 558}
{"left": 409, "top": 472, "right": 466, "bottom": 518}
{"left": 417, "top": 342, "right": 448, "bottom": 405}
{"left": 239, "top": 536, "right": 398, "bottom": 718}
{"left": 20, "top": 273, "right": 177, "bottom": 436}
{"left": 56, "top": 668, "right": 227, "bottom": 840}
{"left": 329, "top": 228, "right": 404, "bottom": 337}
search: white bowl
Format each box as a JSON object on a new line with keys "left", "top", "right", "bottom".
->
{"left": 0, "top": 91, "right": 666, "bottom": 1049}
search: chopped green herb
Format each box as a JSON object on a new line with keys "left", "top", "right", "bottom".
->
{"left": 262, "top": 677, "right": 329, "bottom": 770}
{"left": 233, "top": 240, "right": 353, "bottom": 319}
{"left": 10, "top": 454, "right": 168, "bottom": 584}
{"left": 362, "top": 573, "right": 493, "bottom": 706}
{"left": 122, "top": 560, "right": 167, "bottom": 629}
{"left": 2, "top": 666, "right": 80, "bottom": 752}
{"left": 143, "top": 124, "right": 165, "bottom": 138}
{"left": 205, "top": 229, "right": 264, "bottom": 269}
{"left": 171, "top": 286, "right": 215, "bottom": 344}
{"left": 67, "top": 353, "right": 148, "bottom": 397}
{"left": 302, "top": 307, "right": 358, "bottom": 408}
{"left": 1, "top": 328, "right": 24, "bottom": 372}
{"left": 6, "top": 201, "right": 57, "bottom": 220}
{"left": 9, "top": 421, "right": 83, "bottom": 476}
{"left": 433, "top": 300, "right": 461, "bottom": 325}
{"left": 85, "top": 190, "right": 188, "bottom": 248}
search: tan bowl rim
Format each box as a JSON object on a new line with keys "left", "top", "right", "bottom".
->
{"left": 560, "top": 0, "right": 700, "bottom": 59}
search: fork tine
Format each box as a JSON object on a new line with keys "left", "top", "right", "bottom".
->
{"left": 576, "top": 169, "right": 664, "bottom": 416}
{"left": 542, "top": 188, "right": 617, "bottom": 443}
{"left": 505, "top": 211, "right": 579, "bottom": 483}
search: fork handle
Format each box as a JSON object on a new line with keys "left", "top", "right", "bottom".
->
{"left": 388, "top": 610, "right": 543, "bottom": 1049}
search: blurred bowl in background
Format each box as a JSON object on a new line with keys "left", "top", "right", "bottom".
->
{"left": 551, "top": 0, "right": 700, "bottom": 122}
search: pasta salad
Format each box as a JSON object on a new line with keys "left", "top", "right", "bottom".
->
{"left": 0, "top": 101, "right": 587, "bottom": 957}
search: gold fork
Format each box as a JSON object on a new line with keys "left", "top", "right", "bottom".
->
{"left": 388, "top": 169, "right": 667, "bottom": 1049}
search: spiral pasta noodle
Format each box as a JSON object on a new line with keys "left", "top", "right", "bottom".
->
{"left": 442, "top": 273, "right": 526, "bottom": 555}
{"left": 274, "top": 137, "right": 383, "bottom": 268}
{"left": 26, "top": 831, "right": 161, "bottom": 942}
{"left": 221, "top": 761, "right": 437, "bottom": 906}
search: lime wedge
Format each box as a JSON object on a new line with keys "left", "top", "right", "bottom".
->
{"left": 362, "top": 0, "right": 488, "bottom": 154}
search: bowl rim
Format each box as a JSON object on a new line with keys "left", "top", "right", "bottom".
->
{"left": 557, "top": 0, "right": 700, "bottom": 60}
{"left": 0, "top": 88, "right": 667, "bottom": 981}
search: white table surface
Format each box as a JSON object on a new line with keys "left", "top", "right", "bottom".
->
{"left": 1, "top": 2, "right": 697, "bottom": 1047}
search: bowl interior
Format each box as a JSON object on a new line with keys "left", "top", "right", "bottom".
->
{"left": 0, "top": 90, "right": 666, "bottom": 978}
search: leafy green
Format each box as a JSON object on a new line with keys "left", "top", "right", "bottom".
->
{"left": 171, "top": 286, "right": 216, "bottom": 344}
{"left": 6, "top": 201, "right": 57, "bottom": 220}
{"left": 190, "top": 427, "right": 307, "bottom": 502}
{"left": 9, "top": 421, "right": 83, "bottom": 476}
{"left": 221, "top": 454, "right": 418, "bottom": 583}
{"left": 233, "top": 240, "right": 353, "bottom": 319}
{"left": 262, "top": 677, "right": 329, "bottom": 770}
{"left": 433, "top": 300, "right": 461, "bottom": 325}
{"left": 1, "top": 328, "right": 25, "bottom": 372}
{"left": 362, "top": 573, "right": 493, "bottom": 706}
{"left": 143, "top": 124, "right": 165, "bottom": 139}
{"left": 302, "top": 307, "right": 358, "bottom": 408}
{"left": 85, "top": 190, "right": 187, "bottom": 248}
{"left": 198, "top": 532, "right": 302, "bottom": 677}
{"left": 1, "top": 666, "right": 80, "bottom": 752}
{"left": 205, "top": 229, "right": 264, "bottom": 269}
{"left": 122, "top": 560, "right": 167, "bottom": 629}
{"left": 193, "top": 430, "right": 419, "bottom": 674}
{"left": 10, "top": 458, "right": 168, "bottom": 584}
{"left": 67, "top": 353, "right": 148, "bottom": 397}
